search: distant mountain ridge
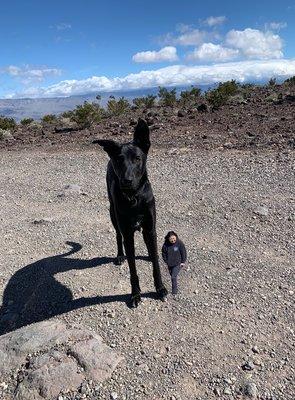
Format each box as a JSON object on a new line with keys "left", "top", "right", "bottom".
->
{"left": 0, "top": 86, "right": 213, "bottom": 121}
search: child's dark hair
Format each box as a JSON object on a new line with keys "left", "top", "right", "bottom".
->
{"left": 165, "top": 231, "right": 178, "bottom": 241}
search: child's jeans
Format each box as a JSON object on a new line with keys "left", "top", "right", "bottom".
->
{"left": 168, "top": 265, "right": 181, "bottom": 294}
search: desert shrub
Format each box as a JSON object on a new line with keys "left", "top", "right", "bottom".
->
{"left": 71, "top": 101, "right": 104, "bottom": 128}
{"left": 218, "top": 80, "right": 239, "bottom": 97}
{"left": 20, "top": 118, "right": 34, "bottom": 125}
{"left": 179, "top": 86, "right": 201, "bottom": 107}
{"left": 61, "top": 110, "right": 75, "bottom": 118}
{"left": 284, "top": 76, "right": 295, "bottom": 86}
{"left": 158, "top": 87, "right": 177, "bottom": 107}
{"left": 239, "top": 83, "right": 256, "bottom": 98}
{"left": 41, "top": 114, "right": 58, "bottom": 124}
{"left": 268, "top": 77, "right": 277, "bottom": 86}
{"left": 107, "top": 96, "right": 130, "bottom": 116}
{"left": 206, "top": 89, "right": 228, "bottom": 108}
{"left": 206, "top": 80, "right": 240, "bottom": 108}
{"left": 133, "top": 95, "right": 157, "bottom": 109}
{"left": 0, "top": 116, "right": 16, "bottom": 130}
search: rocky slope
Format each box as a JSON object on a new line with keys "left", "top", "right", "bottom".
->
{"left": 0, "top": 84, "right": 294, "bottom": 152}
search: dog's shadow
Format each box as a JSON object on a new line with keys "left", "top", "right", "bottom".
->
{"left": 0, "top": 241, "right": 156, "bottom": 336}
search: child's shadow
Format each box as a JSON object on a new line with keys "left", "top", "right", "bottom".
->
{"left": 0, "top": 241, "right": 154, "bottom": 336}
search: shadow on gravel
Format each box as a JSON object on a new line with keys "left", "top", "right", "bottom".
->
{"left": 0, "top": 241, "right": 151, "bottom": 336}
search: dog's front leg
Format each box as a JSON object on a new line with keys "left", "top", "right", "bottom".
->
{"left": 123, "top": 233, "right": 141, "bottom": 307}
{"left": 143, "top": 229, "right": 168, "bottom": 301}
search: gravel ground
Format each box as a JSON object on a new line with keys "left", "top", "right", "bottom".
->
{"left": 0, "top": 146, "right": 294, "bottom": 399}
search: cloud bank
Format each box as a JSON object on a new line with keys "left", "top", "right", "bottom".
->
{"left": 6, "top": 59, "right": 295, "bottom": 98}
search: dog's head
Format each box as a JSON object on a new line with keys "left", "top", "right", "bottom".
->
{"left": 93, "top": 118, "right": 151, "bottom": 194}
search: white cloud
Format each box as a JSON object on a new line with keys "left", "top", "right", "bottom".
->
{"left": 6, "top": 59, "right": 295, "bottom": 98}
{"left": 132, "top": 46, "right": 178, "bottom": 63}
{"left": 202, "top": 16, "right": 227, "bottom": 27}
{"left": 187, "top": 43, "right": 239, "bottom": 62}
{"left": 226, "top": 28, "right": 283, "bottom": 59}
{"left": 1, "top": 65, "right": 62, "bottom": 83}
{"left": 175, "top": 23, "right": 192, "bottom": 33}
{"left": 265, "top": 22, "right": 287, "bottom": 31}
{"left": 160, "top": 28, "right": 220, "bottom": 46}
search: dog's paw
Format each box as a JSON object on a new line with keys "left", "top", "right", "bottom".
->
{"left": 157, "top": 286, "right": 168, "bottom": 301}
{"left": 130, "top": 293, "right": 141, "bottom": 308}
{"left": 114, "top": 255, "right": 125, "bottom": 265}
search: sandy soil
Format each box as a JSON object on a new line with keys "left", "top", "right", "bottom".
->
{"left": 0, "top": 145, "right": 294, "bottom": 399}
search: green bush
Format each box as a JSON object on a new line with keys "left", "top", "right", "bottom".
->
{"left": 179, "top": 86, "right": 201, "bottom": 107}
{"left": 107, "top": 96, "right": 130, "bottom": 116}
{"left": 132, "top": 95, "right": 157, "bottom": 109}
{"left": 206, "top": 89, "right": 228, "bottom": 108}
{"left": 61, "top": 110, "right": 75, "bottom": 118}
{"left": 205, "top": 80, "right": 240, "bottom": 109}
{"left": 41, "top": 114, "right": 58, "bottom": 124}
{"left": 0, "top": 116, "right": 16, "bottom": 130}
{"left": 20, "top": 118, "right": 34, "bottom": 125}
{"left": 158, "top": 87, "right": 177, "bottom": 107}
{"left": 239, "top": 83, "right": 256, "bottom": 99}
{"left": 71, "top": 101, "right": 104, "bottom": 128}
{"left": 284, "top": 76, "right": 295, "bottom": 86}
{"left": 218, "top": 80, "right": 239, "bottom": 97}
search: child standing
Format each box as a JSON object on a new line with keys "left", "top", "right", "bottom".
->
{"left": 161, "top": 231, "right": 187, "bottom": 295}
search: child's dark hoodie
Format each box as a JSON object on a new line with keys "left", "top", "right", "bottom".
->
{"left": 161, "top": 238, "right": 187, "bottom": 267}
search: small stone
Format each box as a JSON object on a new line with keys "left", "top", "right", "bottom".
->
{"left": 224, "top": 386, "right": 232, "bottom": 395}
{"left": 224, "top": 378, "right": 233, "bottom": 385}
{"left": 252, "top": 346, "right": 259, "bottom": 354}
{"left": 177, "top": 110, "right": 186, "bottom": 117}
{"left": 242, "top": 361, "right": 255, "bottom": 371}
{"left": 243, "top": 382, "right": 258, "bottom": 398}
{"left": 0, "top": 382, "right": 8, "bottom": 390}
{"left": 110, "top": 392, "right": 118, "bottom": 400}
{"left": 253, "top": 205, "right": 269, "bottom": 217}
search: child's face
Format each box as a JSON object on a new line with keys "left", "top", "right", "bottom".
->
{"left": 169, "top": 235, "right": 177, "bottom": 244}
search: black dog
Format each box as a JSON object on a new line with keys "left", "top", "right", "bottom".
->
{"left": 93, "top": 119, "right": 168, "bottom": 307}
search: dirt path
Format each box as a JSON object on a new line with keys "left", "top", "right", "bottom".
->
{"left": 0, "top": 147, "right": 294, "bottom": 399}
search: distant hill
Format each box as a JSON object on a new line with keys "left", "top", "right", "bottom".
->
{"left": 0, "top": 86, "right": 213, "bottom": 121}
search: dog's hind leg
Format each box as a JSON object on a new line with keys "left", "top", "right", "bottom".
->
{"left": 142, "top": 229, "right": 168, "bottom": 301}
{"left": 123, "top": 233, "right": 141, "bottom": 307}
{"left": 110, "top": 204, "right": 125, "bottom": 265}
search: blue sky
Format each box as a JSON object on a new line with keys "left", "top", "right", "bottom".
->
{"left": 1, "top": 0, "right": 295, "bottom": 98}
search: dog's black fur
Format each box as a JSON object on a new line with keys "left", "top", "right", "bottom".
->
{"left": 93, "top": 119, "right": 167, "bottom": 307}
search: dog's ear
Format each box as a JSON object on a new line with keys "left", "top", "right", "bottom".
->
{"left": 133, "top": 118, "right": 150, "bottom": 153}
{"left": 93, "top": 139, "right": 120, "bottom": 157}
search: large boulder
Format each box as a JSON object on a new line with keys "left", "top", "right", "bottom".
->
{"left": 0, "top": 320, "right": 123, "bottom": 400}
